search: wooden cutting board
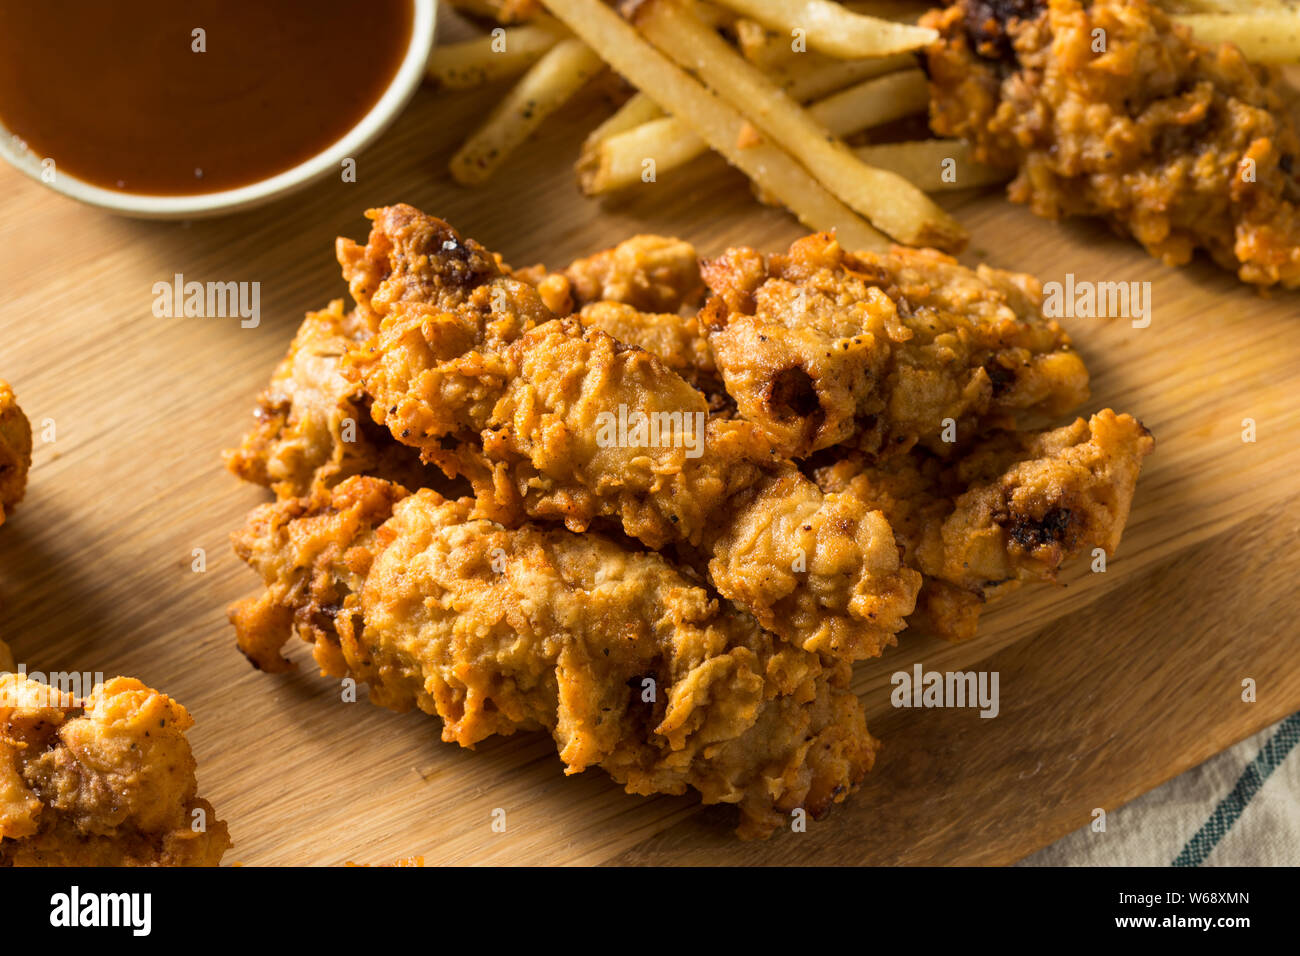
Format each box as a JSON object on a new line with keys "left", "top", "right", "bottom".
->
{"left": 2, "top": 41, "right": 1298, "bottom": 866}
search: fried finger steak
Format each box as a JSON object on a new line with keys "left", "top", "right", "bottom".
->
{"left": 814, "top": 410, "right": 1154, "bottom": 641}
{"left": 230, "top": 475, "right": 876, "bottom": 838}
{"left": 0, "top": 674, "right": 231, "bottom": 866}
{"left": 702, "top": 232, "right": 1089, "bottom": 459}
{"left": 338, "top": 205, "right": 921, "bottom": 660}
{"left": 925, "top": 0, "right": 1300, "bottom": 288}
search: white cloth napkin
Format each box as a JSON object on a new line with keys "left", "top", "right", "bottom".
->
{"left": 1021, "top": 711, "right": 1300, "bottom": 866}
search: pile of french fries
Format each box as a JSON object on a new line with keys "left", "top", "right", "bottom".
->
{"left": 1166, "top": 0, "right": 1300, "bottom": 62}
{"left": 430, "top": 0, "right": 1300, "bottom": 251}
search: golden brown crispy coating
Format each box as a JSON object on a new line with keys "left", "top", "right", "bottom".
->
{"left": 230, "top": 475, "right": 877, "bottom": 838}
{"left": 0, "top": 674, "right": 231, "bottom": 866}
{"left": 512, "top": 235, "right": 705, "bottom": 322}
{"left": 577, "top": 300, "right": 715, "bottom": 381}
{"left": 815, "top": 410, "right": 1154, "bottom": 640}
{"left": 252, "top": 223, "right": 724, "bottom": 493}
{"left": 336, "top": 205, "right": 523, "bottom": 336}
{"left": 0, "top": 380, "right": 32, "bottom": 526}
{"left": 505, "top": 237, "right": 721, "bottom": 406}
{"left": 925, "top": 0, "right": 1300, "bottom": 287}
{"left": 578, "top": 300, "right": 731, "bottom": 413}
{"left": 562, "top": 234, "right": 706, "bottom": 314}
{"left": 702, "top": 232, "right": 1089, "bottom": 459}
{"left": 340, "top": 206, "right": 921, "bottom": 660}
{"left": 224, "top": 300, "right": 439, "bottom": 500}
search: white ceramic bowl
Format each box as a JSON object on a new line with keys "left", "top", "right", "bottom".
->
{"left": 0, "top": 0, "right": 436, "bottom": 219}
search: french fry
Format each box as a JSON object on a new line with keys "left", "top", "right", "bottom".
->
{"left": 734, "top": 17, "right": 793, "bottom": 68}
{"left": 634, "top": 0, "right": 965, "bottom": 249}
{"left": 1174, "top": 12, "right": 1300, "bottom": 61}
{"left": 541, "top": 0, "right": 888, "bottom": 250}
{"left": 426, "top": 19, "right": 568, "bottom": 89}
{"left": 582, "top": 92, "right": 664, "bottom": 149}
{"left": 853, "top": 140, "right": 1009, "bottom": 192}
{"left": 450, "top": 37, "right": 604, "bottom": 185}
{"left": 580, "top": 117, "right": 706, "bottom": 193}
{"left": 708, "top": 0, "right": 937, "bottom": 58}
{"left": 583, "top": 69, "right": 927, "bottom": 194}
{"left": 806, "top": 68, "right": 928, "bottom": 133}
{"left": 734, "top": 16, "right": 921, "bottom": 79}
{"left": 692, "top": 0, "right": 738, "bottom": 29}
{"left": 768, "top": 51, "right": 916, "bottom": 100}
{"left": 844, "top": 1, "right": 930, "bottom": 23}
{"left": 1158, "top": 1, "right": 1292, "bottom": 12}
{"left": 578, "top": 93, "right": 667, "bottom": 183}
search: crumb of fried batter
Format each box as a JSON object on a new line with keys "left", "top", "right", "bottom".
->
{"left": 925, "top": 0, "right": 1300, "bottom": 288}
{"left": 346, "top": 856, "right": 426, "bottom": 867}
{"left": 0, "top": 675, "right": 231, "bottom": 866}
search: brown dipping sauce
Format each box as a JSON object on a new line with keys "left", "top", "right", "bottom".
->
{"left": 0, "top": 0, "right": 414, "bottom": 195}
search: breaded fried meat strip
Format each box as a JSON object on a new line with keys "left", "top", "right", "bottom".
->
{"left": 578, "top": 300, "right": 731, "bottom": 415}
{"left": 578, "top": 300, "right": 718, "bottom": 386}
{"left": 702, "top": 232, "right": 1089, "bottom": 459}
{"left": 815, "top": 410, "right": 1154, "bottom": 641}
{"left": 230, "top": 475, "right": 877, "bottom": 838}
{"left": 925, "top": 0, "right": 1300, "bottom": 288}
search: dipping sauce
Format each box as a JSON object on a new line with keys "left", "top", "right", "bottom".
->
{"left": 0, "top": 0, "right": 414, "bottom": 195}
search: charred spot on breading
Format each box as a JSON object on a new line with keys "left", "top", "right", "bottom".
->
{"left": 963, "top": 0, "right": 1045, "bottom": 61}
{"left": 1005, "top": 506, "right": 1075, "bottom": 550}
{"left": 983, "top": 359, "right": 1016, "bottom": 398}
{"left": 767, "top": 366, "right": 820, "bottom": 420}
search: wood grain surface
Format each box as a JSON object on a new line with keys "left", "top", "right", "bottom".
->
{"left": 2, "top": 37, "right": 1298, "bottom": 866}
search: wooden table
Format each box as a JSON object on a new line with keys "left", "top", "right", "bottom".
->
{"left": 2, "top": 46, "right": 1298, "bottom": 866}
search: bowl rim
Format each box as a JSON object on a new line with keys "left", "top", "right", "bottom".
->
{"left": 0, "top": 0, "right": 437, "bottom": 219}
